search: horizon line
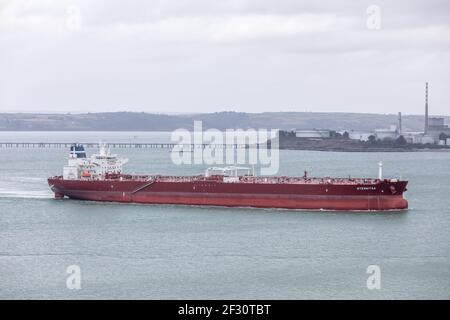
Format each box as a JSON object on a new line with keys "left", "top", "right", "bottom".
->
{"left": 1, "top": 110, "right": 449, "bottom": 117}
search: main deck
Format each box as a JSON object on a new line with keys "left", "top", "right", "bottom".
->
{"left": 49, "top": 173, "right": 394, "bottom": 186}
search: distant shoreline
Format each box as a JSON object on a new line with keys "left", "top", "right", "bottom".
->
{"left": 276, "top": 133, "right": 450, "bottom": 152}
{"left": 279, "top": 146, "right": 450, "bottom": 152}
{"left": 1, "top": 111, "right": 449, "bottom": 132}
{"left": 1, "top": 111, "right": 449, "bottom": 152}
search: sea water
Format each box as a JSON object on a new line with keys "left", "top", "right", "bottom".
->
{"left": 0, "top": 132, "right": 449, "bottom": 299}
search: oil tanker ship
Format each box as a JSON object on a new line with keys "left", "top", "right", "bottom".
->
{"left": 47, "top": 144, "right": 408, "bottom": 211}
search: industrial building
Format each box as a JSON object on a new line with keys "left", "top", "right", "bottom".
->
{"left": 374, "top": 125, "right": 399, "bottom": 140}
{"left": 295, "top": 129, "right": 331, "bottom": 139}
{"left": 421, "top": 83, "right": 450, "bottom": 143}
{"left": 401, "top": 82, "right": 449, "bottom": 144}
{"left": 348, "top": 131, "right": 371, "bottom": 141}
{"left": 294, "top": 82, "right": 449, "bottom": 145}
{"left": 427, "top": 117, "right": 450, "bottom": 142}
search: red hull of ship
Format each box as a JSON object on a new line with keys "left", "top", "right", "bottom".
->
{"left": 48, "top": 176, "right": 408, "bottom": 211}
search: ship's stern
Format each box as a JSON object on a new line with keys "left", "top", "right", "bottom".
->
{"left": 48, "top": 177, "right": 65, "bottom": 199}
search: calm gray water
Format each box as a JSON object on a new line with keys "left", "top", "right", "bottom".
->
{"left": 0, "top": 132, "right": 449, "bottom": 299}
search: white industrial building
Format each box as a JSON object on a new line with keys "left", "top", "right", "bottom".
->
{"left": 348, "top": 131, "right": 372, "bottom": 141}
{"left": 295, "top": 129, "right": 331, "bottom": 139}
{"left": 374, "top": 125, "right": 399, "bottom": 140}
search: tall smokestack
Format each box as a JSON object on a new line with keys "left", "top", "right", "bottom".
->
{"left": 425, "top": 82, "right": 429, "bottom": 134}
{"left": 398, "top": 112, "right": 402, "bottom": 135}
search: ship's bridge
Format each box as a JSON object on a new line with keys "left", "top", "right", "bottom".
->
{"left": 69, "top": 144, "right": 86, "bottom": 158}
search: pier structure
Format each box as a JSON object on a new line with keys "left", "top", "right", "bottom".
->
{"left": 0, "top": 142, "right": 266, "bottom": 149}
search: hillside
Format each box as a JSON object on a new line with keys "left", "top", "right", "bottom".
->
{"left": 0, "top": 111, "right": 447, "bottom": 132}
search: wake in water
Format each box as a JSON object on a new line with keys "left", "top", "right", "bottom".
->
{"left": 0, "top": 177, "right": 52, "bottom": 199}
{"left": 0, "top": 189, "right": 53, "bottom": 199}
{"left": 0, "top": 176, "right": 47, "bottom": 183}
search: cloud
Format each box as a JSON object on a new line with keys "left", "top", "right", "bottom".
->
{"left": 2, "top": 0, "right": 448, "bottom": 51}
{"left": 0, "top": 0, "right": 450, "bottom": 115}
{"left": 101, "top": 13, "right": 347, "bottom": 44}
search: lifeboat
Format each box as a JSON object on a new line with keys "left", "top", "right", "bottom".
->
{"left": 81, "top": 171, "right": 91, "bottom": 178}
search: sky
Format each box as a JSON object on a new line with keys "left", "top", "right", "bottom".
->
{"left": 0, "top": 0, "right": 449, "bottom": 115}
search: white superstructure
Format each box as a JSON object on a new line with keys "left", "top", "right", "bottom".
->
{"left": 205, "top": 166, "right": 254, "bottom": 183}
{"left": 63, "top": 143, "right": 128, "bottom": 180}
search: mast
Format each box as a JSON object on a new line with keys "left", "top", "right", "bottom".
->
{"left": 378, "top": 161, "right": 383, "bottom": 180}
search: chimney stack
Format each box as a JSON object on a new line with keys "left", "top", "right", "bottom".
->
{"left": 398, "top": 112, "right": 402, "bottom": 135}
{"left": 425, "top": 82, "right": 429, "bottom": 135}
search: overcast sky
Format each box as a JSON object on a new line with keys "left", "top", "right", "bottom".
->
{"left": 1, "top": 0, "right": 449, "bottom": 115}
